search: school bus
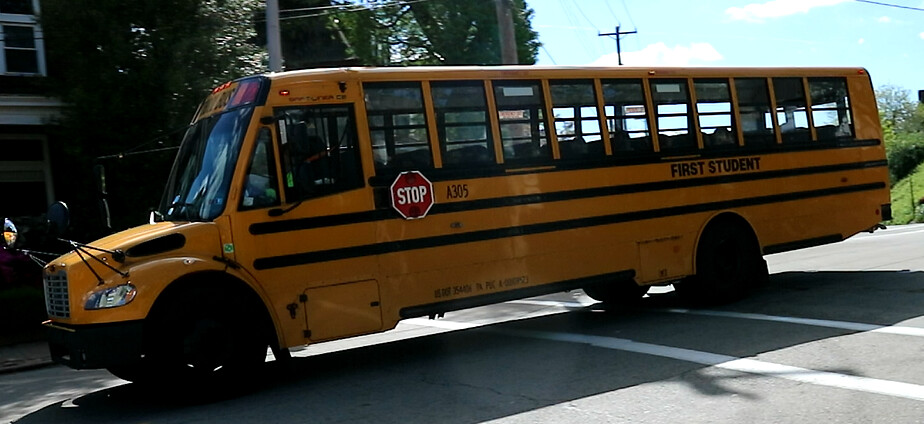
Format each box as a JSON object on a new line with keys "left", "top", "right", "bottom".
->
{"left": 39, "top": 66, "right": 890, "bottom": 383}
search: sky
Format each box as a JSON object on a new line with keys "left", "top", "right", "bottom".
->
{"left": 527, "top": 0, "right": 924, "bottom": 96}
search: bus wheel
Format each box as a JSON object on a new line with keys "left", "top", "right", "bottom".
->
{"left": 583, "top": 279, "right": 649, "bottom": 306}
{"left": 676, "top": 221, "right": 766, "bottom": 304}
{"left": 141, "top": 290, "right": 269, "bottom": 388}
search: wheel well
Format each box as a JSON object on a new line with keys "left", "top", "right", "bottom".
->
{"left": 696, "top": 213, "right": 761, "bottom": 263}
{"left": 147, "top": 272, "right": 278, "bottom": 350}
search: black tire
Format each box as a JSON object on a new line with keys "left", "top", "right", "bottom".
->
{"left": 675, "top": 220, "right": 766, "bottom": 305}
{"left": 123, "top": 287, "right": 269, "bottom": 388}
{"left": 583, "top": 279, "right": 650, "bottom": 306}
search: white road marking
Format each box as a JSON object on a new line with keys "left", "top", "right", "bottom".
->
{"left": 403, "top": 318, "right": 478, "bottom": 330}
{"left": 661, "top": 308, "right": 924, "bottom": 337}
{"left": 507, "top": 299, "right": 593, "bottom": 308}
{"left": 499, "top": 329, "right": 924, "bottom": 402}
{"left": 403, "top": 299, "right": 924, "bottom": 402}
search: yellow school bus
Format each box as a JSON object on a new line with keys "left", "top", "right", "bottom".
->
{"left": 39, "top": 66, "right": 890, "bottom": 383}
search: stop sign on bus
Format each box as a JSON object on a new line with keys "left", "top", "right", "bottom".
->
{"left": 390, "top": 171, "right": 435, "bottom": 219}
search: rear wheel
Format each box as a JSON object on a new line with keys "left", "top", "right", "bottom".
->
{"left": 675, "top": 220, "right": 767, "bottom": 304}
{"left": 583, "top": 279, "right": 649, "bottom": 306}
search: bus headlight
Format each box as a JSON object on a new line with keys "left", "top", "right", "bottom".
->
{"left": 84, "top": 283, "right": 137, "bottom": 310}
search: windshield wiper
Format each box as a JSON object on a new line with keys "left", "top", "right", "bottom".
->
{"left": 167, "top": 201, "right": 196, "bottom": 221}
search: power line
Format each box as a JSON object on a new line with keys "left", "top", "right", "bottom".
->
{"left": 558, "top": 0, "right": 596, "bottom": 58}
{"left": 602, "top": 1, "right": 621, "bottom": 27}
{"left": 540, "top": 45, "right": 557, "bottom": 65}
{"left": 570, "top": 0, "right": 599, "bottom": 31}
{"left": 853, "top": 0, "right": 924, "bottom": 11}
{"left": 620, "top": 0, "right": 637, "bottom": 29}
{"left": 278, "top": 2, "right": 360, "bottom": 15}
{"left": 272, "top": 0, "right": 441, "bottom": 22}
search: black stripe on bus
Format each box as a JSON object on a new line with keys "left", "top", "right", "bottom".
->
{"left": 249, "top": 159, "right": 887, "bottom": 235}
{"left": 398, "top": 269, "right": 636, "bottom": 319}
{"left": 429, "top": 159, "right": 887, "bottom": 216}
{"left": 251, "top": 181, "right": 885, "bottom": 270}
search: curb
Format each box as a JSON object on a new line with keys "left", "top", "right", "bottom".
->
{"left": 0, "top": 342, "right": 54, "bottom": 375}
{"left": 0, "top": 357, "right": 54, "bottom": 375}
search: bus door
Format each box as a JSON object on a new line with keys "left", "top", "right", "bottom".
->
{"left": 230, "top": 95, "right": 382, "bottom": 345}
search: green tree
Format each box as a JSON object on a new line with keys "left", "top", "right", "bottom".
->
{"left": 877, "top": 85, "right": 922, "bottom": 134}
{"left": 331, "top": 0, "right": 540, "bottom": 66}
{"left": 877, "top": 85, "right": 924, "bottom": 182}
{"left": 253, "top": 0, "right": 355, "bottom": 70}
{"left": 40, "top": 0, "right": 266, "bottom": 237}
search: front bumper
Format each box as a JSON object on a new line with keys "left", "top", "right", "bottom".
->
{"left": 44, "top": 320, "right": 145, "bottom": 370}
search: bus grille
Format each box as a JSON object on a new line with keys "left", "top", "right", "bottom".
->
{"left": 44, "top": 271, "right": 70, "bottom": 319}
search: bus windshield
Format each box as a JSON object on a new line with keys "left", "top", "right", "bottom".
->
{"left": 158, "top": 106, "right": 254, "bottom": 222}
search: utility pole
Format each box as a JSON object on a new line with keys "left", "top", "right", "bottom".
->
{"left": 266, "top": 0, "right": 283, "bottom": 72}
{"left": 598, "top": 26, "right": 637, "bottom": 66}
{"left": 494, "top": 0, "right": 518, "bottom": 64}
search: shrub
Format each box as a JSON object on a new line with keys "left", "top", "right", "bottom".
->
{"left": 0, "top": 286, "right": 46, "bottom": 344}
{"left": 886, "top": 132, "right": 924, "bottom": 182}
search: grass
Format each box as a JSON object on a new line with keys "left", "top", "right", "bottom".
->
{"left": 887, "top": 163, "right": 924, "bottom": 225}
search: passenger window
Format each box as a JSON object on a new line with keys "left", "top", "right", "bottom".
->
{"left": 773, "top": 78, "right": 810, "bottom": 143}
{"left": 549, "top": 80, "right": 604, "bottom": 159}
{"left": 601, "top": 79, "right": 651, "bottom": 154}
{"left": 430, "top": 81, "right": 496, "bottom": 167}
{"left": 276, "top": 105, "right": 364, "bottom": 202}
{"left": 650, "top": 79, "right": 696, "bottom": 152}
{"left": 809, "top": 77, "right": 854, "bottom": 139}
{"left": 492, "top": 80, "right": 551, "bottom": 164}
{"left": 695, "top": 79, "right": 738, "bottom": 149}
{"left": 363, "top": 82, "right": 433, "bottom": 172}
{"left": 734, "top": 78, "right": 776, "bottom": 147}
{"left": 240, "top": 127, "right": 280, "bottom": 210}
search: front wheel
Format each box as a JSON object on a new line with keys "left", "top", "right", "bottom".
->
{"left": 122, "top": 290, "right": 269, "bottom": 388}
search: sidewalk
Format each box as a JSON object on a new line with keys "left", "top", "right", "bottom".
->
{"left": 0, "top": 341, "right": 53, "bottom": 374}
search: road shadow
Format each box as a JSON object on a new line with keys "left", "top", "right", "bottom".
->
{"left": 14, "top": 270, "right": 924, "bottom": 424}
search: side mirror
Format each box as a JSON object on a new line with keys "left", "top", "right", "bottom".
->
{"left": 2, "top": 218, "right": 18, "bottom": 249}
{"left": 46, "top": 201, "right": 70, "bottom": 239}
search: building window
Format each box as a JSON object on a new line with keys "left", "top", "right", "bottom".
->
{"left": 0, "top": 1, "right": 34, "bottom": 15}
{"left": 0, "top": 135, "right": 53, "bottom": 218}
{"left": 0, "top": 0, "right": 45, "bottom": 76}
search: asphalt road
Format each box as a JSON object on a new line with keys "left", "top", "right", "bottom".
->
{"left": 3, "top": 224, "right": 924, "bottom": 423}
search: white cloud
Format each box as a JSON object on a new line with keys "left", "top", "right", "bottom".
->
{"left": 877, "top": 16, "right": 891, "bottom": 23}
{"left": 726, "top": 0, "right": 850, "bottom": 22}
{"left": 920, "top": 32, "right": 924, "bottom": 40}
{"left": 592, "top": 42, "right": 723, "bottom": 67}
{"left": 858, "top": 38, "right": 865, "bottom": 44}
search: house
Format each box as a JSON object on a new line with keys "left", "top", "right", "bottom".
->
{"left": 0, "top": 0, "right": 61, "bottom": 220}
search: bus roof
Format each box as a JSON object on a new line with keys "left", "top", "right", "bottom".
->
{"left": 260, "top": 65, "right": 871, "bottom": 84}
